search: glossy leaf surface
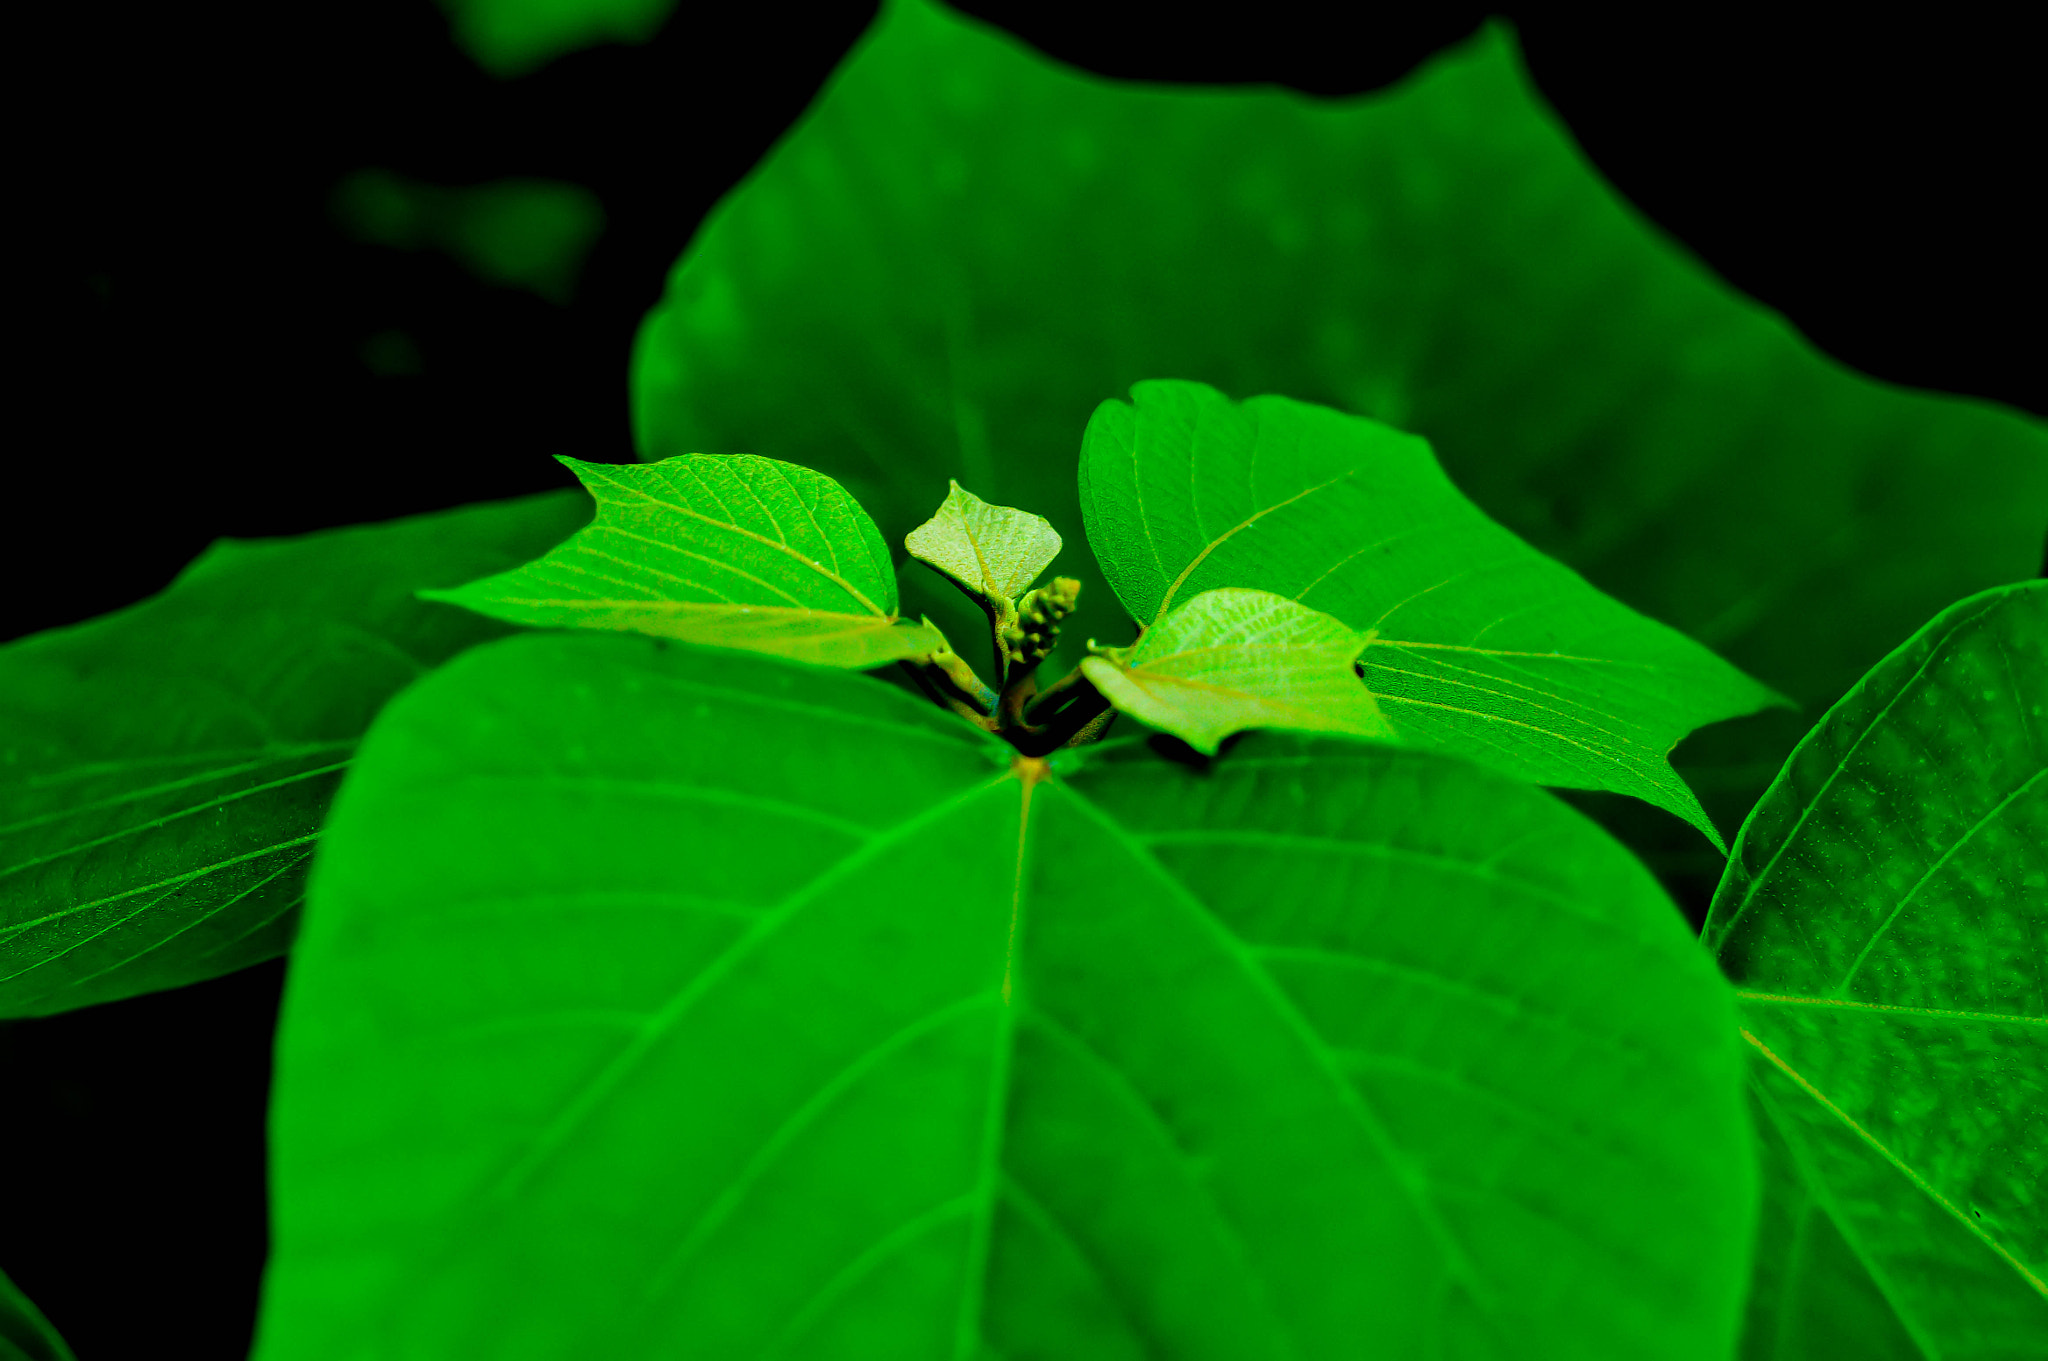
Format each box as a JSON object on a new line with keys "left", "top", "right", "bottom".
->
{"left": 1081, "top": 588, "right": 1391, "bottom": 754}
{"left": 0, "top": 490, "right": 588, "bottom": 1018}
{"left": 1087, "top": 382, "right": 1781, "bottom": 840}
{"left": 631, "top": 0, "right": 2047, "bottom": 773}
{"left": 427, "top": 454, "right": 943, "bottom": 668}
{"left": 906, "top": 480, "right": 1062, "bottom": 616}
{"left": 260, "top": 631, "right": 1752, "bottom": 1358}
{"left": 1704, "top": 581, "right": 2048, "bottom": 1356}
{"left": 0, "top": 1267, "right": 75, "bottom": 1361}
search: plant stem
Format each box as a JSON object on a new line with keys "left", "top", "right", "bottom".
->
{"left": 996, "top": 662, "right": 1039, "bottom": 735}
{"left": 898, "top": 658, "right": 998, "bottom": 730}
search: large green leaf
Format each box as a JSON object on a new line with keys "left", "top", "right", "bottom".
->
{"left": 0, "top": 490, "right": 588, "bottom": 1017}
{"left": 630, "top": 0, "right": 2045, "bottom": 836}
{"left": 258, "top": 631, "right": 1752, "bottom": 1358}
{"left": 1081, "top": 381, "right": 1781, "bottom": 841}
{"left": 1703, "top": 581, "right": 2048, "bottom": 1357}
{"left": 427, "top": 454, "right": 945, "bottom": 668}
{"left": 0, "top": 1267, "right": 75, "bottom": 1361}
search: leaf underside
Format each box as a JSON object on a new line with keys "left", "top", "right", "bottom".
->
{"left": 1704, "top": 581, "right": 2048, "bottom": 1358}
{"left": 425, "top": 454, "right": 943, "bottom": 668}
{"left": 258, "top": 631, "right": 1753, "bottom": 1360}
{"left": 0, "top": 490, "right": 588, "bottom": 1017}
{"left": 1084, "top": 382, "right": 1782, "bottom": 842}
{"left": 1082, "top": 588, "right": 1392, "bottom": 754}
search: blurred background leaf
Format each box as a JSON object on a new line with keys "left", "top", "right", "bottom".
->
{"left": 332, "top": 170, "right": 606, "bottom": 303}
{"left": 0, "top": 1266, "right": 77, "bottom": 1361}
{"left": 435, "top": 0, "right": 679, "bottom": 78}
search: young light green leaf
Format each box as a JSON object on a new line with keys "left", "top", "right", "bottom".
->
{"left": 631, "top": 0, "right": 2046, "bottom": 809}
{"left": 0, "top": 490, "right": 587, "bottom": 1019}
{"left": 1082, "top": 381, "right": 1783, "bottom": 844}
{"left": 905, "top": 479, "right": 1062, "bottom": 617}
{"left": 424, "top": 453, "right": 944, "bottom": 668}
{"left": 259, "top": 631, "right": 1752, "bottom": 1359}
{"left": 1081, "top": 587, "right": 1391, "bottom": 754}
{"left": 1703, "top": 581, "right": 2048, "bottom": 1356}
{"left": 1, "top": 1267, "right": 76, "bottom": 1361}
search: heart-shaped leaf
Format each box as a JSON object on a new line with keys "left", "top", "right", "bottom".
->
{"left": 1081, "top": 587, "right": 1391, "bottom": 754}
{"left": 258, "top": 631, "right": 1753, "bottom": 1359}
{"left": 906, "top": 480, "right": 1062, "bottom": 619}
{"left": 1704, "top": 581, "right": 2048, "bottom": 1355}
{"left": 424, "top": 454, "right": 944, "bottom": 668}
{"left": 1083, "top": 381, "right": 1782, "bottom": 843}
{"left": 0, "top": 490, "right": 587, "bottom": 1017}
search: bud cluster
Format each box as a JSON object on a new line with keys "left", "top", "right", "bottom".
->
{"left": 1002, "top": 577, "right": 1081, "bottom": 669}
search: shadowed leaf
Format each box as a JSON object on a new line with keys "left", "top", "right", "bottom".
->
{"left": 257, "top": 631, "right": 1752, "bottom": 1359}
{"left": 905, "top": 479, "right": 1062, "bottom": 616}
{"left": 0, "top": 1267, "right": 75, "bottom": 1361}
{"left": 1704, "top": 581, "right": 2048, "bottom": 1357}
{"left": 425, "top": 454, "right": 943, "bottom": 668}
{"left": 1081, "top": 588, "right": 1391, "bottom": 754}
{"left": 1084, "top": 381, "right": 1782, "bottom": 844}
{"left": 0, "top": 490, "right": 587, "bottom": 1018}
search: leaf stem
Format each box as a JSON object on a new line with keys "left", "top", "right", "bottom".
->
{"left": 997, "top": 663, "right": 1040, "bottom": 734}
{"left": 898, "top": 658, "right": 998, "bottom": 731}
{"left": 1008, "top": 665, "right": 1112, "bottom": 755}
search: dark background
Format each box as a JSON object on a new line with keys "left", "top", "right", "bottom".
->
{"left": 4, "top": 2, "right": 2039, "bottom": 1355}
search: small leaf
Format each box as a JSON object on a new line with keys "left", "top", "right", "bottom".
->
{"left": 1, "top": 1267, "right": 76, "bottom": 1361}
{"left": 905, "top": 479, "right": 1062, "bottom": 615}
{"left": 1703, "top": 581, "right": 2048, "bottom": 1355}
{"left": 0, "top": 490, "right": 587, "bottom": 1018}
{"left": 258, "top": 631, "right": 1753, "bottom": 1359}
{"left": 1082, "top": 381, "right": 1785, "bottom": 845}
{"left": 424, "top": 454, "right": 944, "bottom": 668}
{"left": 1081, "top": 588, "right": 1391, "bottom": 754}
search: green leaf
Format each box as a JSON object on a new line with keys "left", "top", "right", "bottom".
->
{"left": 0, "top": 1267, "right": 75, "bottom": 1361}
{"left": 425, "top": 453, "right": 945, "bottom": 668}
{"left": 1085, "top": 381, "right": 1782, "bottom": 843}
{"left": 435, "top": 0, "right": 678, "bottom": 79}
{"left": 1702, "top": 581, "right": 2048, "bottom": 1356}
{"left": 259, "top": 631, "right": 1752, "bottom": 1358}
{"left": 333, "top": 170, "right": 607, "bottom": 305}
{"left": 1080, "top": 588, "right": 1392, "bottom": 754}
{"left": 630, "top": 0, "right": 2045, "bottom": 780}
{"left": 905, "top": 479, "right": 1062, "bottom": 618}
{"left": 0, "top": 490, "right": 588, "bottom": 1018}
